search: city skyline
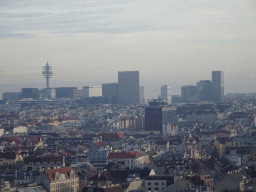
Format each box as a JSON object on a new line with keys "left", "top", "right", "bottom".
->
{"left": 1, "top": 0, "right": 256, "bottom": 99}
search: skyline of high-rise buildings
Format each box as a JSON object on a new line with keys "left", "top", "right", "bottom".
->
{"left": 2, "top": 69, "right": 225, "bottom": 104}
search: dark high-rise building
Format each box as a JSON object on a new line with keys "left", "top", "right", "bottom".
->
{"left": 118, "top": 71, "right": 139, "bottom": 105}
{"left": 102, "top": 83, "right": 118, "bottom": 104}
{"left": 55, "top": 87, "right": 77, "bottom": 99}
{"left": 181, "top": 85, "right": 197, "bottom": 103}
{"left": 212, "top": 71, "right": 224, "bottom": 102}
{"left": 145, "top": 100, "right": 177, "bottom": 131}
{"left": 196, "top": 80, "right": 212, "bottom": 102}
{"left": 42, "top": 61, "right": 53, "bottom": 88}
{"left": 20, "top": 88, "right": 39, "bottom": 99}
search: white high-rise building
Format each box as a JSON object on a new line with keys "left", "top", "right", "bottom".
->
{"left": 160, "top": 85, "right": 171, "bottom": 104}
{"left": 139, "top": 86, "right": 144, "bottom": 104}
{"left": 118, "top": 71, "right": 139, "bottom": 105}
{"left": 82, "top": 86, "right": 102, "bottom": 98}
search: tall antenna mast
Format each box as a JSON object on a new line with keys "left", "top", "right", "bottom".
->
{"left": 42, "top": 61, "right": 53, "bottom": 88}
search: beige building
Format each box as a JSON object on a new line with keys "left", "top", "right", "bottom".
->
{"left": 187, "top": 111, "right": 218, "bottom": 125}
{"left": 107, "top": 151, "right": 149, "bottom": 169}
{"left": 144, "top": 176, "right": 174, "bottom": 192}
{"left": 73, "top": 90, "right": 82, "bottom": 100}
{"left": 43, "top": 167, "right": 79, "bottom": 192}
{"left": 0, "top": 152, "right": 20, "bottom": 166}
{"left": 82, "top": 86, "right": 102, "bottom": 98}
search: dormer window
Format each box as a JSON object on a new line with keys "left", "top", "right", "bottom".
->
{"left": 53, "top": 172, "right": 60, "bottom": 181}
{"left": 68, "top": 170, "right": 75, "bottom": 178}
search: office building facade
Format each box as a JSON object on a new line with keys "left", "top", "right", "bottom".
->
{"left": 82, "top": 86, "right": 102, "bottom": 98}
{"left": 102, "top": 83, "right": 118, "bottom": 104}
{"left": 160, "top": 85, "right": 171, "bottom": 104}
{"left": 196, "top": 80, "right": 212, "bottom": 102}
{"left": 181, "top": 85, "right": 197, "bottom": 103}
{"left": 145, "top": 101, "right": 177, "bottom": 131}
{"left": 212, "top": 71, "right": 224, "bottom": 102}
{"left": 55, "top": 87, "right": 77, "bottom": 99}
{"left": 19, "top": 88, "right": 39, "bottom": 99}
{"left": 3, "top": 92, "right": 22, "bottom": 100}
{"left": 118, "top": 71, "right": 139, "bottom": 105}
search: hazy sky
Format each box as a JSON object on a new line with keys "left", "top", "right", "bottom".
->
{"left": 1, "top": 0, "right": 256, "bottom": 99}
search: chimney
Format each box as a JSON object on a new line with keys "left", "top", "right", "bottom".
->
{"left": 63, "top": 156, "right": 65, "bottom": 167}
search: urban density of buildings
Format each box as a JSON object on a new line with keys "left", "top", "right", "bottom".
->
{"left": 2, "top": 67, "right": 256, "bottom": 192}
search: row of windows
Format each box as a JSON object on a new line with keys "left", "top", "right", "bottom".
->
{"left": 51, "top": 180, "right": 79, "bottom": 188}
{"left": 29, "top": 162, "right": 61, "bottom": 165}
{"left": 148, "top": 187, "right": 164, "bottom": 191}
{"left": 147, "top": 182, "right": 165, "bottom": 186}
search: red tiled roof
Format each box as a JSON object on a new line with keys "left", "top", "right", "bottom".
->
{"left": 93, "top": 142, "right": 106, "bottom": 147}
{"left": 107, "top": 151, "right": 142, "bottom": 159}
{"left": 59, "top": 151, "right": 73, "bottom": 156}
{"left": 45, "top": 167, "right": 77, "bottom": 181}
{"left": 99, "top": 133, "right": 125, "bottom": 141}
{"left": 0, "top": 152, "right": 17, "bottom": 159}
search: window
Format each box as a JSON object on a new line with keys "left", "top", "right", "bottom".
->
{"left": 148, "top": 183, "right": 151, "bottom": 185}
{"left": 154, "top": 182, "right": 159, "bottom": 185}
{"left": 162, "top": 183, "right": 165, "bottom": 185}
{"left": 148, "top": 188, "right": 151, "bottom": 190}
{"left": 155, "top": 187, "right": 159, "bottom": 190}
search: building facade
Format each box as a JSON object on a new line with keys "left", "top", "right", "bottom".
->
{"left": 82, "top": 86, "right": 102, "bottom": 98}
{"left": 3, "top": 92, "right": 22, "bottom": 100}
{"left": 55, "top": 87, "right": 77, "bottom": 99}
{"left": 43, "top": 167, "right": 79, "bottom": 192}
{"left": 106, "top": 151, "right": 149, "bottom": 168}
{"left": 181, "top": 85, "right": 197, "bottom": 103}
{"left": 212, "top": 71, "right": 224, "bottom": 102}
{"left": 160, "top": 85, "right": 171, "bottom": 104}
{"left": 118, "top": 71, "right": 139, "bottom": 105}
{"left": 20, "top": 88, "right": 39, "bottom": 99}
{"left": 139, "top": 86, "right": 145, "bottom": 104}
{"left": 145, "top": 104, "right": 177, "bottom": 131}
{"left": 196, "top": 80, "right": 212, "bottom": 102}
{"left": 102, "top": 83, "right": 118, "bottom": 104}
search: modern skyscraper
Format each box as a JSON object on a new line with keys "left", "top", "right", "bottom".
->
{"left": 181, "top": 85, "right": 197, "bottom": 103}
{"left": 42, "top": 61, "right": 53, "bottom": 88}
{"left": 160, "top": 85, "right": 171, "bottom": 104}
{"left": 102, "top": 83, "right": 118, "bottom": 104}
{"left": 212, "top": 71, "right": 224, "bottom": 102}
{"left": 118, "top": 71, "right": 139, "bottom": 105}
{"left": 20, "top": 88, "right": 39, "bottom": 99}
{"left": 196, "top": 80, "right": 212, "bottom": 102}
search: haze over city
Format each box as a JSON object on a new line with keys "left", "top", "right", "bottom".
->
{"left": 1, "top": 0, "right": 256, "bottom": 99}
